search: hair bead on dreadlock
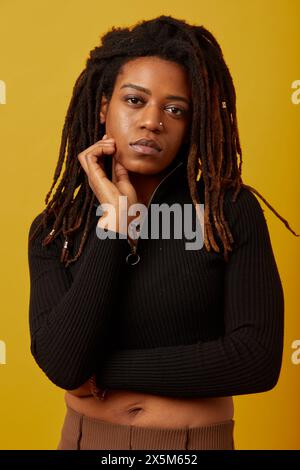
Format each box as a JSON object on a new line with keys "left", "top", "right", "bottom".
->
{"left": 60, "top": 237, "right": 69, "bottom": 264}
{"left": 196, "top": 158, "right": 202, "bottom": 182}
{"left": 28, "top": 14, "right": 298, "bottom": 265}
{"left": 41, "top": 228, "right": 56, "bottom": 246}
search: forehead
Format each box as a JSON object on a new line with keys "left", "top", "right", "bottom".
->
{"left": 115, "top": 56, "right": 191, "bottom": 97}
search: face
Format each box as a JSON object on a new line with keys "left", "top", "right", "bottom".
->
{"left": 100, "top": 56, "right": 191, "bottom": 175}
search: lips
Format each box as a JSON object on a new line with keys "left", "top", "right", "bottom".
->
{"left": 130, "top": 138, "right": 162, "bottom": 151}
{"left": 130, "top": 144, "right": 161, "bottom": 155}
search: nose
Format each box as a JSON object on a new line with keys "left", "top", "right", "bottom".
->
{"left": 140, "top": 104, "right": 163, "bottom": 132}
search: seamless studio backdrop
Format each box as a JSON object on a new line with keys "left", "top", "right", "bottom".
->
{"left": 0, "top": 0, "right": 299, "bottom": 450}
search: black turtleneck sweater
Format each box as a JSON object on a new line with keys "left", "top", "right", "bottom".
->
{"left": 27, "top": 161, "right": 284, "bottom": 397}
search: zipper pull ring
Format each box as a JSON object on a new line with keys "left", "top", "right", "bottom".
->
{"left": 126, "top": 240, "right": 140, "bottom": 265}
{"left": 126, "top": 252, "right": 140, "bottom": 265}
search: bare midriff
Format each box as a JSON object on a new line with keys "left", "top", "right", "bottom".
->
{"left": 64, "top": 381, "right": 234, "bottom": 429}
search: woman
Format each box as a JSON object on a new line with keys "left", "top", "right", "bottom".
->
{"left": 28, "top": 15, "right": 296, "bottom": 450}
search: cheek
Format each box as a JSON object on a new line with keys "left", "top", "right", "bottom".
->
{"left": 112, "top": 114, "right": 131, "bottom": 141}
{"left": 170, "top": 133, "right": 186, "bottom": 152}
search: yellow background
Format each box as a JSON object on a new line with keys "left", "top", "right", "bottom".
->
{"left": 0, "top": 0, "right": 299, "bottom": 450}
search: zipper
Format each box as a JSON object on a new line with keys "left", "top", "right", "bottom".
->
{"left": 126, "top": 161, "right": 184, "bottom": 265}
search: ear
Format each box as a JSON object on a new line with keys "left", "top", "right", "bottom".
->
{"left": 99, "top": 95, "right": 109, "bottom": 124}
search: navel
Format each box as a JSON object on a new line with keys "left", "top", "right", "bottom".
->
{"left": 127, "top": 406, "right": 144, "bottom": 415}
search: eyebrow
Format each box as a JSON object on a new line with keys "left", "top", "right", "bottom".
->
{"left": 120, "top": 83, "right": 190, "bottom": 105}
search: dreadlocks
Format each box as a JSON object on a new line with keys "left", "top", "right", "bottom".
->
{"left": 28, "top": 14, "right": 298, "bottom": 266}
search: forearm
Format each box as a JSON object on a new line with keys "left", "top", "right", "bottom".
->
{"left": 29, "top": 222, "right": 129, "bottom": 389}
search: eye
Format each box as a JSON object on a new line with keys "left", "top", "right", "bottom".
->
{"left": 124, "top": 95, "right": 187, "bottom": 117}
{"left": 166, "top": 106, "right": 185, "bottom": 116}
{"left": 125, "top": 95, "right": 144, "bottom": 105}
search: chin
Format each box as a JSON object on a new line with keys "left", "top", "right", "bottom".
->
{"left": 123, "top": 157, "right": 162, "bottom": 174}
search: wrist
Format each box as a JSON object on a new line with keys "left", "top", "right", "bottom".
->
{"left": 97, "top": 210, "right": 130, "bottom": 237}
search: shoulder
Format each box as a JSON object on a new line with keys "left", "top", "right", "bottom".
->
{"left": 27, "top": 210, "right": 62, "bottom": 257}
{"left": 221, "top": 185, "right": 273, "bottom": 254}
{"left": 28, "top": 210, "right": 56, "bottom": 239}
{"left": 197, "top": 175, "right": 265, "bottom": 225}
{"left": 28, "top": 212, "right": 44, "bottom": 238}
{"left": 223, "top": 185, "right": 266, "bottom": 227}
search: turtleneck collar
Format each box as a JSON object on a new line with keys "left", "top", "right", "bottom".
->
{"left": 93, "top": 160, "right": 203, "bottom": 208}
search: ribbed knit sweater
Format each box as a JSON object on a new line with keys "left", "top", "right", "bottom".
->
{"left": 28, "top": 161, "right": 284, "bottom": 397}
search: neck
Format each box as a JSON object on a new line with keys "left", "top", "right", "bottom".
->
{"left": 128, "top": 167, "right": 172, "bottom": 207}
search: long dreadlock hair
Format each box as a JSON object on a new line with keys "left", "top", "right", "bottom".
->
{"left": 29, "top": 14, "right": 298, "bottom": 266}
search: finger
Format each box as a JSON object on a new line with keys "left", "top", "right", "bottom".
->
{"left": 78, "top": 140, "right": 115, "bottom": 175}
{"left": 85, "top": 153, "right": 103, "bottom": 177}
{"left": 86, "top": 153, "right": 119, "bottom": 204}
{"left": 114, "top": 161, "right": 131, "bottom": 183}
{"left": 79, "top": 135, "right": 114, "bottom": 164}
{"left": 85, "top": 149, "right": 114, "bottom": 179}
{"left": 77, "top": 152, "right": 89, "bottom": 174}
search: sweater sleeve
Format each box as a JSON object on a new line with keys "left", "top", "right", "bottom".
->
{"left": 97, "top": 188, "right": 285, "bottom": 398}
{"left": 28, "top": 212, "right": 129, "bottom": 390}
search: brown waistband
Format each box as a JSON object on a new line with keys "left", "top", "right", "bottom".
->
{"left": 57, "top": 404, "right": 235, "bottom": 450}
